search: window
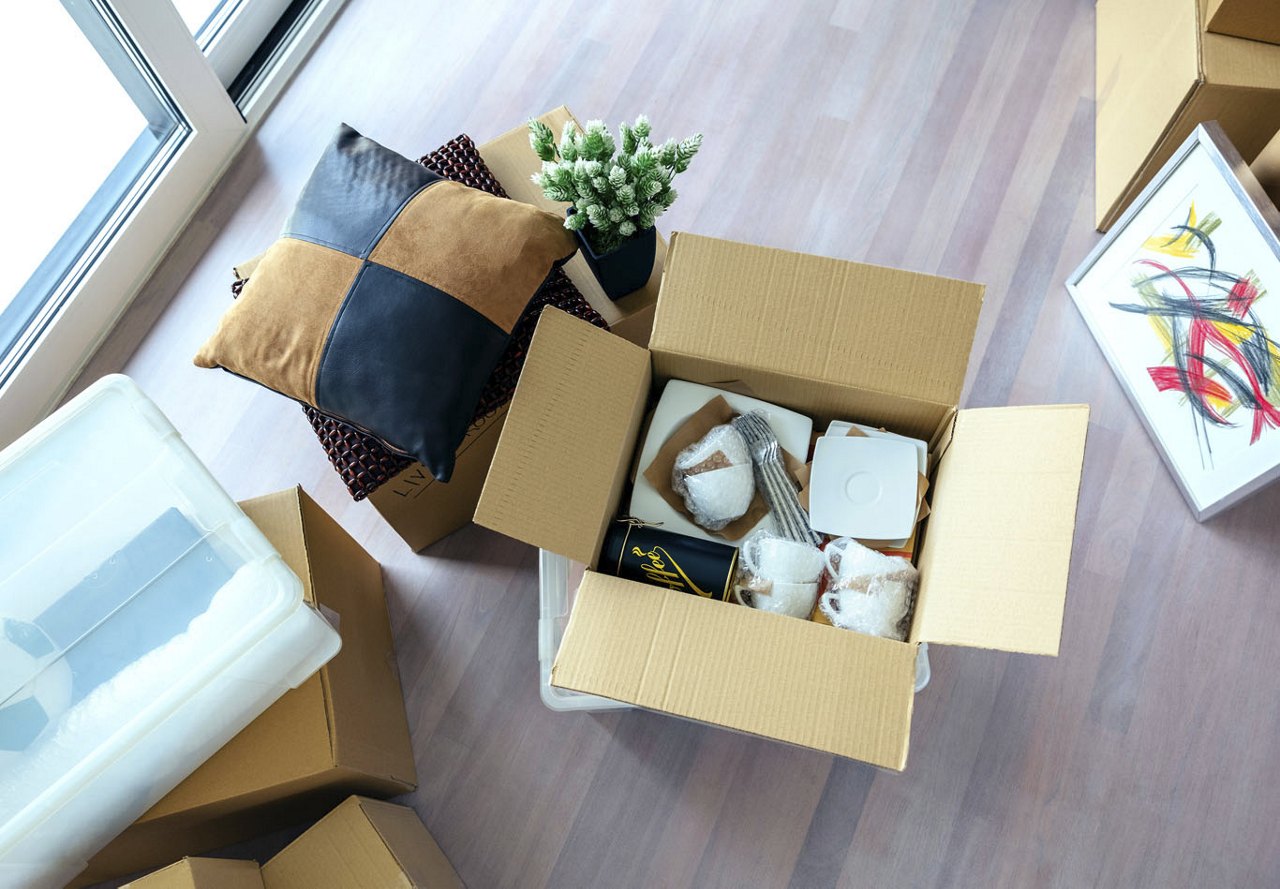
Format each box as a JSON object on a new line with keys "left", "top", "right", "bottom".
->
{"left": 0, "top": 0, "right": 344, "bottom": 447}
{"left": 0, "top": 2, "right": 188, "bottom": 396}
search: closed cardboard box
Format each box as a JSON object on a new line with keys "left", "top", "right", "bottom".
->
{"left": 78, "top": 488, "right": 416, "bottom": 885}
{"left": 261, "top": 796, "right": 463, "bottom": 889}
{"left": 1096, "top": 0, "right": 1280, "bottom": 230}
{"left": 122, "top": 858, "right": 263, "bottom": 889}
{"left": 1206, "top": 0, "right": 1280, "bottom": 45}
{"left": 475, "top": 233, "right": 1089, "bottom": 770}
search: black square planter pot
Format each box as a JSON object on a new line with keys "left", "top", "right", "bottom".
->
{"left": 571, "top": 214, "right": 657, "bottom": 301}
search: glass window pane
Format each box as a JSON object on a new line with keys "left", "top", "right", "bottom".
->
{"left": 175, "top": 0, "right": 232, "bottom": 39}
{"left": 0, "top": 1, "right": 186, "bottom": 373}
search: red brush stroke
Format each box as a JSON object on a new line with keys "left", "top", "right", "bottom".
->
{"left": 1227, "top": 275, "right": 1260, "bottom": 318}
{"left": 1147, "top": 365, "right": 1233, "bottom": 404}
{"left": 1139, "top": 259, "right": 1280, "bottom": 442}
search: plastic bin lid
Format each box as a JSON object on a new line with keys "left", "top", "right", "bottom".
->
{"left": 0, "top": 375, "right": 304, "bottom": 846}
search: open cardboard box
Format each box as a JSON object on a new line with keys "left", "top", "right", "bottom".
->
{"left": 476, "top": 233, "right": 1089, "bottom": 770}
{"left": 1254, "top": 125, "right": 1280, "bottom": 210}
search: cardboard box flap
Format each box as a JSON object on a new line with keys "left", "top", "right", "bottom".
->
{"left": 475, "top": 309, "right": 651, "bottom": 564}
{"left": 1207, "top": 0, "right": 1280, "bottom": 47}
{"left": 358, "top": 797, "right": 464, "bottom": 888}
{"left": 1094, "top": 0, "right": 1201, "bottom": 230}
{"left": 649, "top": 233, "right": 984, "bottom": 407}
{"left": 552, "top": 573, "right": 918, "bottom": 769}
{"left": 914, "top": 404, "right": 1089, "bottom": 655}
{"left": 123, "top": 858, "right": 264, "bottom": 889}
{"left": 293, "top": 491, "right": 416, "bottom": 790}
{"left": 261, "top": 796, "right": 462, "bottom": 889}
{"left": 1203, "top": 22, "right": 1280, "bottom": 88}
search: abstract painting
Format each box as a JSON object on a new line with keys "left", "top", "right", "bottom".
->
{"left": 1068, "top": 124, "right": 1280, "bottom": 519}
{"left": 1111, "top": 202, "right": 1280, "bottom": 468}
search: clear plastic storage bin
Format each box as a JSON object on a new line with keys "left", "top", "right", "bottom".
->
{"left": 538, "top": 551, "right": 631, "bottom": 712}
{"left": 0, "top": 375, "right": 341, "bottom": 889}
{"left": 538, "top": 550, "right": 930, "bottom": 713}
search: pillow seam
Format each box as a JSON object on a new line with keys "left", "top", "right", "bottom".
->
{"left": 276, "top": 232, "right": 353, "bottom": 254}
{"left": 351, "top": 261, "right": 512, "bottom": 337}
{"left": 360, "top": 177, "right": 447, "bottom": 259}
{"left": 314, "top": 259, "right": 374, "bottom": 411}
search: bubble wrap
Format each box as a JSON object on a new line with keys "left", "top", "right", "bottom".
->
{"left": 819, "top": 538, "right": 918, "bottom": 641}
{"left": 671, "top": 423, "right": 755, "bottom": 531}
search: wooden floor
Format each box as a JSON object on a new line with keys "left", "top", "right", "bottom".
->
{"left": 80, "top": 0, "right": 1280, "bottom": 886}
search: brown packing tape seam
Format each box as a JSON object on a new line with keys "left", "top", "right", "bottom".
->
{"left": 642, "top": 395, "right": 805, "bottom": 541}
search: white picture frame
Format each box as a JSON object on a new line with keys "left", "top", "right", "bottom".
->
{"left": 1067, "top": 122, "right": 1280, "bottom": 520}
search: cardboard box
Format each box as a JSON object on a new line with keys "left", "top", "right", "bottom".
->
{"left": 261, "top": 796, "right": 463, "bottom": 889}
{"left": 1206, "top": 0, "right": 1280, "bottom": 46}
{"left": 1251, "top": 123, "right": 1280, "bottom": 205}
{"left": 1096, "top": 0, "right": 1280, "bottom": 230}
{"left": 78, "top": 488, "right": 416, "bottom": 885}
{"left": 122, "top": 859, "right": 264, "bottom": 889}
{"left": 366, "top": 405, "right": 510, "bottom": 552}
{"left": 475, "top": 233, "right": 1089, "bottom": 770}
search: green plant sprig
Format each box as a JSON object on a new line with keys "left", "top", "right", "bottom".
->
{"left": 529, "top": 115, "right": 701, "bottom": 254}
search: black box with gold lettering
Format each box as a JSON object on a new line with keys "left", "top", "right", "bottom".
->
{"left": 600, "top": 521, "right": 737, "bottom": 602}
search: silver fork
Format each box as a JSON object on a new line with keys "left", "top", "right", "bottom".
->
{"left": 732, "top": 412, "right": 823, "bottom": 546}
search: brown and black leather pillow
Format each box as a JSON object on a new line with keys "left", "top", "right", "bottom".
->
{"left": 195, "top": 123, "right": 577, "bottom": 482}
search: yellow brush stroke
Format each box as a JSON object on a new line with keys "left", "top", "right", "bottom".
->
{"left": 1211, "top": 320, "right": 1280, "bottom": 368}
{"left": 1148, "top": 315, "right": 1173, "bottom": 353}
{"left": 1213, "top": 318, "right": 1256, "bottom": 346}
{"left": 1143, "top": 202, "right": 1201, "bottom": 258}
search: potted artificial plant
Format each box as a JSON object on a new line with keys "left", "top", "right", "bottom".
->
{"left": 529, "top": 115, "right": 702, "bottom": 300}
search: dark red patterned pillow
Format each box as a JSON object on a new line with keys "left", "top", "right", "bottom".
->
{"left": 233, "top": 134, "right": 607, "bottom": 500}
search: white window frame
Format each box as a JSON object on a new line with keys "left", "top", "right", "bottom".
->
{"left": 0, "top": 0, "right": 345, "bottom": 448}
{"left": 199, "top": 0, "right": 295, "bottom": 86}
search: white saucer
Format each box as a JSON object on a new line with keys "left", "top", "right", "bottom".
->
{"left": 628, "top": 380, "right": 813, "bottom": 544}
{"left": 825, "top": 420, "right": 927, "bottom": 475}
{"left": 808, "top": 436, "right": 918, "bottom": 541}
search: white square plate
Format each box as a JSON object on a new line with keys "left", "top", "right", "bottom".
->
{"left": 628, "top": 380, "right": 814, "bottom": 544}
{"left": 809, "top": 436, "right": 919, "bottom": 541}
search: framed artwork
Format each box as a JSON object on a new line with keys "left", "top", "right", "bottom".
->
{"left": 1068, "top": 122, "right": 1280, "bottom": 520}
